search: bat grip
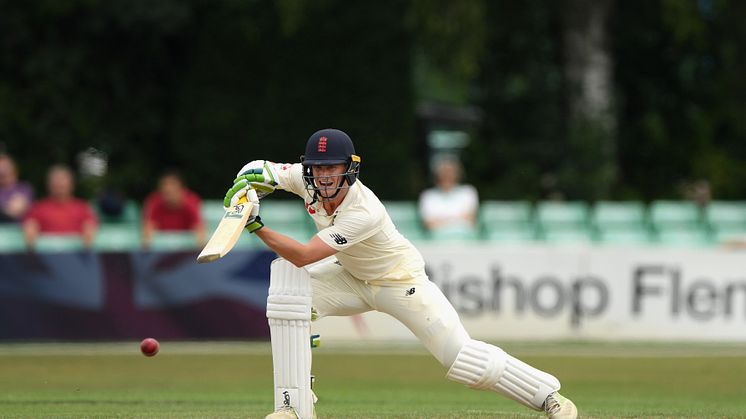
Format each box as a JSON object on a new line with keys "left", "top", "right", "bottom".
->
{"left": 244, "top": 188, "right": 258, "bottom": 203}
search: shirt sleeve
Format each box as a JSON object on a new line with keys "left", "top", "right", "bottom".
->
{"left": 317, "top": 208, "right": 383, "bottom": 251}
{"left": 81, "top": 202, "right": 98, "bottom": 226}
{"left": 270, "top": 163, "right": 307, "bottom": 199}
{"left": 463, "top": 185, "right": 479, "bottom": 213}
{"left": 185, "top": 192, "right": 204, "bottom": 228}
{"left": 143, "top": 194, "right": 157, "bottom": 224}
{"left": 418, "top": 189, "right": 438, "bottom": 222}
{"left": 18, "top": 183, "right": 34, "bottom": 202}
{"left": 23, "top": 202, "right": 41, "bottom": 223}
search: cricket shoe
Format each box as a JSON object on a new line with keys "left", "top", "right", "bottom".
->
{"left": 264, "top": 402, "right": 316, "bottom": 419}
{"left": 543, "top": 392, "right": 578, "bottom": 419}
{"left": 264, "top": 406, "right": 298, "bottom": 419}
{"left": 264, "top": 405, "right": 316, "bottom": 419}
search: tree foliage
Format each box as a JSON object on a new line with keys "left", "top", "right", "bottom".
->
{"left": 612, "top": 0, "right": 746, "bottom": 200}
{"left": 470, "top": 0, "right": 566, "bottom": 200}
{"left": 0, "top": 0, "right": 415, "bottom": 200}
{"left": 469, "top": 0, "right": 746, "bottom": 201}
{"left": 0, "top": 0, "right": 744, "bottom": 201}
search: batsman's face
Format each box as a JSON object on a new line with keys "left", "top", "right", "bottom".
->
{"left": 311, "top": 164, "right": 347, "bottom": 198}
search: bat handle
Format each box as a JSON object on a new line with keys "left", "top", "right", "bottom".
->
{"left": 232, "top": 191, "right": 252, "bottom": 207}
{"left": 244, "top": 188, "right": 258, "bottom": 203}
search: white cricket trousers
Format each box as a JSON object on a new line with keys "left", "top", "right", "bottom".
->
{"left": 307, "top": 260, "right": 563, "bottom": 411}
{"left": 308, "top": 260, "right": 470, "bottom": 368}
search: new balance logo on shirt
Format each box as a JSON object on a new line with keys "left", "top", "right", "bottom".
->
{"left": 330, "top": 233, "right": 347, "bottom": 245}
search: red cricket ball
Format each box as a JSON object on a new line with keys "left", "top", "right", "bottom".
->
{"left": 140, "top": 338, "right": 160, "bottom": 357}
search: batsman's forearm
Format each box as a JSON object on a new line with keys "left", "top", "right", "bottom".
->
{"left": 255, "top": 227, "right": 312, "bottom": 267}
{"left": 255, "top": 226, "right": 337, "bottom": 268}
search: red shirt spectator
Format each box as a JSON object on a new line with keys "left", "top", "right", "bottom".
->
{"left": 22, "top": 165, "right": 98, "bottom": 248}
{"left": 24, "top": 198, "right": 96, "bottom": 233}
{"left": 142, "top": 171, "right": 206, "bottom": 248}
{"left": 143, "top": 189, "right": 202, "bottom": 231}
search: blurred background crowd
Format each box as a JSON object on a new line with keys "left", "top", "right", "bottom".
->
{"left": 1, "top": 0, "right": 745, "bottom": 250}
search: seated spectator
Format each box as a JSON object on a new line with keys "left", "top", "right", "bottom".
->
{"left": 0, "top": 153, "right": 33, "bottom": 222}
{"left": 418, "top": 155, "right": 479, "bottom": 237}
{"left": 142, "top": 170, "right": 206, "bottom": 248}
{"left": 23, "top": 165, "right": 97, "bottom": 248}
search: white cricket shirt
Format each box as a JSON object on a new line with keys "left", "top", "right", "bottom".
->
{"left": 272, "top": 162, "right": 425, "bottom": 282}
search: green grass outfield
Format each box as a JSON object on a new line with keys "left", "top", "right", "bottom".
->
{"left": 1, "top": 341, "right": 745, "bottom": 418}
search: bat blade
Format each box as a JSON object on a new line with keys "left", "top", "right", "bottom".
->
{"left": 197, "top": 197, "right": 252, "bottom": 263}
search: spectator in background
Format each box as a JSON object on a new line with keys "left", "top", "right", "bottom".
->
{"left": 0, "top": 153, "right": 33, "bottom": 222}
{"left": 418, "top": 155, "right": 479, "bottom": 237}
{"left": 23, "top": 165, "right": 97, "bottom": 248}
{"left": 681, "top": 179, "right": 712, "bottom": 210}
{"left": 142, "top": 170, "right": 205, "bottom": 248}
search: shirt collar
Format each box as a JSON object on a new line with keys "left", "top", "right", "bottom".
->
{"left": 333, "top": 181, "right": 361, "bottom": 215}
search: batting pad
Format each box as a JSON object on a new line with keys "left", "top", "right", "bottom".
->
{"left": 446, "top": 339, "right": 560, "bottom": 410}
{"left": 267, "top": 259, "right": 314, "bottom": 418}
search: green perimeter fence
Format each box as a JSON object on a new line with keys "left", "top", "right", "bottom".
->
{"left": 2, "top": 200, "right": 746, "bottom": 251}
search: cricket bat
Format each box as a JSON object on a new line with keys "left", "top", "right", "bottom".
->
{"left": 196, "top": 193, "right": 254, "bottom": 264}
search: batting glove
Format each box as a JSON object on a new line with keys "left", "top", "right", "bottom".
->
{"left": 233, "top": 160, "right": 279, "bottom": 200}
{"left": 224, "top": 178, "right": 252, "bottom": 209}
{"left": 244, "top": 188, "right": 264, "bottom": 233}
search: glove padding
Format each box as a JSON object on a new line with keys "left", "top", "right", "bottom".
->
{"left": 243, "top": 188, "right": 264, "bottom": 233}
{"left": 245, "top": 216, "right": 264, "bottom": 233}
{"left": 225, "top": 178, "right": 253, "bottom": 208}
{"left": 226, "top": 160, "right": 279, "bottom": 205}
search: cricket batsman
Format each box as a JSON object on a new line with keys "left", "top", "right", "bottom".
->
{"left": 224, "top": 128, "right": 578, "bottom": 419}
